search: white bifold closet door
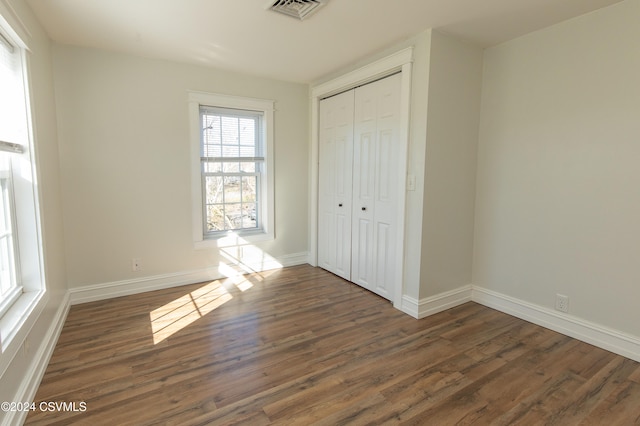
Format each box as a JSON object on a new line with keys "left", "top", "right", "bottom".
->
{"left": 318, "top": 89, "right": 354, "bottom": 281}
{"left": 318, "top": 73, "right": 401, "bottom": 301}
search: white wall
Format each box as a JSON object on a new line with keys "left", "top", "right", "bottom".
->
{"left": 0, "top": 0, "right": 68, "bottom": 419}
{"left": 401, "top": 31, "right": 431, "bottom": 301}
{"left": 420, "top": 31, "right": 483, "bottom": 298}
{"left": 474, "top": 0, "right": 640, "bottom": 336}
{"left": 52, "top": 46, "right": 309, "bottom": 289}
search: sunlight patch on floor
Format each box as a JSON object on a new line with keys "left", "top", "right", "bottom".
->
{"left": 149, "top": 238, "right": 285, "bottom": 344}
{"left": 150, "top": 281, "right": 232, "bottom": 344}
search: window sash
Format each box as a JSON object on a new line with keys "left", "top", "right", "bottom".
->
{"left": 200, "top": 109, "right": 263, "bottom": 157}
{"left": 0, "top": 30, "right": 27, "bottom": 151}
{"left": 1, "top": 31, "right": 26, "bottom": 305}
{"left": 201, "top": 171, "right": 261, "bottom": 234}
{"left": 0, "top": 174, "right": 21, "bottom": 317}
{"left": 200, "top": 106, "right": 265, "bottom": 237}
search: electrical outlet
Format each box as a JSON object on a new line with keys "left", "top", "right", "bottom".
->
{"left": 555, "top": 294, "right": 569, "bottom": 313}
{"left": 132, "top": 258, "right": 142, "bottom": 272}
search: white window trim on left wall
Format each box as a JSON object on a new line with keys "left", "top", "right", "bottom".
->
{"left": 188, "top": 91, "right": 275, "bottom": 249}
{"left": 0, "top": 12, "right": 47, "bottom": 373}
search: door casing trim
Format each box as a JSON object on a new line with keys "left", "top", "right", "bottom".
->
{"left": 309, "top": 47, "right": 413, "bottom": 308}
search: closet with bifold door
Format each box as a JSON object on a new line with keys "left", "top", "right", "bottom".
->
{"left": 318, "top": 72, "right": 402, "bottom": 301}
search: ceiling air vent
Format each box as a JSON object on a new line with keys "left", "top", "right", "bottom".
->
{"left": 267, "top": 0, "right": 327, "bottom": 20}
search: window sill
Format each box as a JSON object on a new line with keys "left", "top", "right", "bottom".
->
{"left": 1, "top": 290, "right": 45, "bottom": 351}
{"left": 0, "top": 289, "right": 46, "bottom": 376}
{"left": 194, "top": 230, "right": 274, "bottom": 249}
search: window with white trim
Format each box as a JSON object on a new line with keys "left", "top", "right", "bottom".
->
{"left": 189, "top": 92, "right": 275, "bottom": 246}
{"left": 0, "top": 21, "right": 45, "bottom": 352}
{"left": 201, "top": 107, "right": 262, "bottom": 233}
{"left": 0, "top": 30, "right": 24, "bottom": 321}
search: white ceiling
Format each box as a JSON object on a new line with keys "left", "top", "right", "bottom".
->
{"left": 26, "top": 0, "right": 623, "bottom": 84}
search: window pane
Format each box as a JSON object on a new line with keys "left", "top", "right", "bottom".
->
{"left": 0, "top": 235, "right": 11, "bottom": 294}
{"left": 222, "top": 144, "right": 240, "bottom": 157}
{"left": 224, "top": 176, "right": 241, "bottom": 203}
{"left": 221, "top": 116, "right": 238, "bottom": 145}
{"left": 202, "top": 115, "right": 221, "bottom": 156}
{"left": 0, "top": 180, "right": 9, "bottom": 235}
{"left": 0, "top": 176, "right": 15, "bottom": 297}
{"left": 242, "top": 176, "right": 257, "bottom": 203}
{"left": 242, "top": 203, "right": 257, "bottom": 228}
{"left": 206, "top": 205, "right": 225, "bottom": 232}
{"left": 239, "top": 117, "right": 256, "bottom": 156}
{"left": 239, "top": 118, "right": 255, "bottom": 145}
{"left": 225, "top": 203, "right": 243, "bottom": 229}
{"left": 222, "top": 162, "right": 239, "bottom": 173}
{"left": 203, "top": 143, "right": 222, "bottom": 157}
{"left": 205, "top": 176, "right": 224, "bottom": 204}
{"left": 0, "top": 39, "right": 27, "bottom": 145}
{"left": 203, "top": 161, "right": 222, "bottom": 173}
{"left": 240, "top": 162, "right": 255, "bottom": 173}
{"left": 239, "top": 145, "right": 255, "bottom": 157}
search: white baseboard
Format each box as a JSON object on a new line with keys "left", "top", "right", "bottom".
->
{"left": 472, "top": 286, "right": 640, "bottom": 363}
{"left": 69, "top": 252, "right": 309, "bottom": 305}
{"left": 401, "top": 284, "right": 640, "bottom": 362}
{"left": 2, "top": 292, "right": 71, "bottom": 426}
{"left": 399, "top": 295, "right": 420, "bottom": 318}
{"left": 401, "top": 285, "right": 472, "bottom": 319}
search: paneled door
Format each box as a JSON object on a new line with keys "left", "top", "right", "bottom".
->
{"left": 318, "top": 73, "right": 401, "bottom": 301}
{"left": 351, "top": 73, "right": 401, "bottom": 300}
{"left": 318, "top": 90, "right": 354, "bottom": 281}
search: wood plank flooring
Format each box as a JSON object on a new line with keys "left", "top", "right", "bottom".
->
{"left": 26, "top": 265, "right": 640, "bottom": 425}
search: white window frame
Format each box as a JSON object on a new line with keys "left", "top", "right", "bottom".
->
{"left": 0, "top": 12, "right": 47, "bottom": 361}
{"left": 200, "top": 106, "right": 263, "bottom": 235}
{"left": 0, "top": 167, "right": 21, "bottom": 318}
{"left": 189, "top": 92, "right": 275, "bottom": 248}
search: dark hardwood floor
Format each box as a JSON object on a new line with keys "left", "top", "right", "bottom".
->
{"left": 26, "top": 265, "right": 640, "bottom": 425}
